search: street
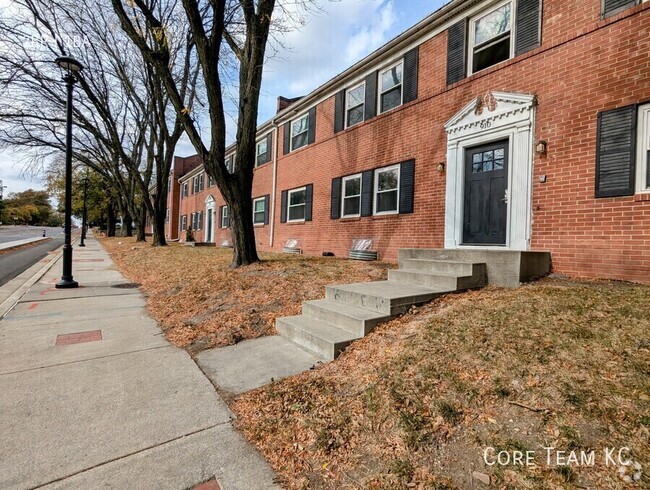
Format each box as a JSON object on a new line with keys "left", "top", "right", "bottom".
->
{"left": 0, "top": 232, "right": 65, "bottom": 286}
{"left": 0, "top": 225, "right": 63, "bottom": 244}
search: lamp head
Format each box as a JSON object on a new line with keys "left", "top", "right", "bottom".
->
{"left": 55, "top": 56, "right": 84, "bottom": 75}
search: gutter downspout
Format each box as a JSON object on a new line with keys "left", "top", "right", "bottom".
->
{"left": 269, "top": 120, "right": 279, "bottom": 248}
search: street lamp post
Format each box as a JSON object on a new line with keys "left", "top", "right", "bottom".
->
{"left": 55, "top": 56, "right": 83, "bottom": 289}
{"left": 79, "top": 174, "right": 88, "bottom": 247}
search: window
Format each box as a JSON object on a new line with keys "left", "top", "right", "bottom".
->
{"left": 379, "top": 61, "right": 403, "bottom": 114}
{"left": 182, "top": 182, "right": 188, "bottom": 198}
{"left": 253, "top": 197, "right": 266, "bottom": 224}
{"left": 603, "top": 0, "right": 642, "bottom": 18}
{"left": 256, "top": 137, "right": 269, "bottom": 167}
{"left": 192, "top": 211, "right": 203, "bottom": 230}
{"left": 168, "top": 177, "right": 172, "bottom": 194}
{"left": 291, "top": 114, "right": 309, "bottom": 151}
{"left": 208, "top": 175, "right": 215, "bottom": 187}
{"left": 180, "top": 215, "right": 187, "bottom": 233}
{"left": 221, "top": 206, "right": 229, "bottom": 228}
{"left": 346, "top": 83, "right": 365, "bottom": 127}
{"left": 165, "top": 208, "right": 170, "bottom": 223}
{"left": 470, "top": 1, "right": 512, "bottom": 74}
{"left": 225, "top": 155, "right": 235, "bottom": 173}
{"left": 198, "top": 173, "right": 204, "bottom": 191}
{"left": 374, "top": 165, "right": 400, "bottom": 215}
{"left": 341, "top": 174, "right": 362, "bottom": 217}
{"left": 637, "top": 104, "right": 650, "bottom": 193}
{"left": 288, "top": 187, "right": 307, "bottom": 222}
{"left": 192, "top": 176, "right": 199, "bottom": 194}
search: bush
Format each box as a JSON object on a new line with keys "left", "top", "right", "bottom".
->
{"left": 186, "top": 225, "right": 195, "bottom": 242}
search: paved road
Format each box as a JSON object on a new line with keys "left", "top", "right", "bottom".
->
{"left": 0, "top": 236, "right": 64, "bottom": 286}
{"left": 0, "top": 226, "right": 64, "bottom": 244}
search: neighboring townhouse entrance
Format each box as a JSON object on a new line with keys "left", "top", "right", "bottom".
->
{"left": 444, "top": 91, "right": 536, "bottom": 250}
{"left": 205, "top": 195, "right": 215, "bottom": 243}
{"left": 463, "top": 139, "right": 509, "bottom": 245}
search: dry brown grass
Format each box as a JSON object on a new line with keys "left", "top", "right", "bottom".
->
{"left": 100, "top": 237, "right": 392, "bottom": 353}
{"left": 233, "top": 279, "right": 650, "bottom": 489}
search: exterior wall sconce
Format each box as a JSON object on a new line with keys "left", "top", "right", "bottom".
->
{"left": 535, "top": 140, "right": 547, "bottom": 155}
{"left": 437, "top": 162, "right": 446, "bottom": 173}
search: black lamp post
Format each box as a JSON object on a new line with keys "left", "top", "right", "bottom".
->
{"left": 55, "top": 55, "right": 84, "bottom": 289}
{"left": 79, "top": 173, "right": 88, "bottom": 247}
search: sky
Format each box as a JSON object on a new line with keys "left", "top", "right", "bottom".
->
{"left": 0, "top": 0, "right": 447, "bottom": 196}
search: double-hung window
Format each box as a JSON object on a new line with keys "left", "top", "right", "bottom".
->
{"left": 182, "top": 182, "right": 188, "bottom": 198}
{"left": 374, "top": 165, "right": 400, "bottom": 215}
{"left": 208, "top": 175, "right": 215, "bottom": 187}
{"left": 180, "top": 215, "right": 187, "bottom": 233}
{"left": 288, "top": 187, "right": 307, "bottom": 222}
{"left": 165, "top": 208, "right": 170, "bottom": 223}
{"left": 346, "top": 83, "right": 365, "bottom": 127}
{"left": 291, "top": 114, "right": 309, "bottom": 151}
{"left": 341, "top": 174, "right": 362, "bottom": 217}
{"left": 192, "top": 176, "right": 199, "bottom": 194}
{"left": 637, "top": 104, "right": 650, "bottom": 193}
{"left": 256, "top": 138, "right": 269, "bottom": 167}
{"left": 379, "top": 61, "right": 403, "bottom": 114}
{"left": 469, "top": 1, "right": 512, "bottom": 74}
{"left": 198, "top": 173, "right": 204, "bottom": 191}
{"left": 253, "top": 197, "right": 266, "bottom": 224}
{"left": 221, "top": 206, "right": 229, "bottom": 228}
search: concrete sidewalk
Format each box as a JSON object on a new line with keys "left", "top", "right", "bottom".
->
{"left": 0, "top": 235, "right": 278, "bottom": 489}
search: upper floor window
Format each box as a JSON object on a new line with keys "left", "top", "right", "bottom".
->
{"left": 374, "top": 164, "right": 400, "bottom": 215}
{"left": 208, "top": 175, "right": 215, "bottom": 187}
{"left": 192, "top": 176, "right": 199, "bottom": 194}
{"left": 469, "top": 1, "right": 512, "bottom": 74}
{"left": 346, "top": 83, "right": 365, "bottom": 127}
{"left": 291, "top": 114, "right": 309, "bottom": 151}
{"left": 379, "top": 61, "right": 403, "bottom": 114}
{"left": 225, "top": 154, "right": 235, "bottom": 173}
{"left": 341, "top": 173, "right": 362, "bottom": 217}
{"left": 603, "top": 0, "right": 643, "bottom": 18}
{"left": 182, "top": 182, "right": 188, "bottom": 198}
{"left": 166, "top": 208, "right": 170, "bottom": 223}
{"left": 256, "top": 135, "right": 272, "bottom": 167}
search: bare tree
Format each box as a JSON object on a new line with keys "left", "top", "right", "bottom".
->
{"left": 111, "top": 0, "right": 277, "bottom": 266}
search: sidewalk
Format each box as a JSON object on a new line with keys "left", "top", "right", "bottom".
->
{"left": 0, "top": 234, "right": 278, "bottom": 489}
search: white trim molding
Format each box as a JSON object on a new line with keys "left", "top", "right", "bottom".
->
{"left": 444, "top": 91, "right": 537, "bottom": 251}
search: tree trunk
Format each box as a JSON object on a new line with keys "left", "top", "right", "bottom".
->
{"left": 227, "top": 181, "right": 259, "bottom": 267}
{"left": 135, "top": 202, "right": 147, "bottom": 242}
{"left": 124, "top": 211, "right": 133, "bottom": 237}
{"left": 107, "top": 200, "right": 116, "bottom": 237}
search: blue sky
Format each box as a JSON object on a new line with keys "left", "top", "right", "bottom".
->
{"left": 0, "top": 0, "right": 447, "bottom": 195}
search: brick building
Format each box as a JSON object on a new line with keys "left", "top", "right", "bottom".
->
{"left": 170, "top": 0, "right": 650, "bottom": 282}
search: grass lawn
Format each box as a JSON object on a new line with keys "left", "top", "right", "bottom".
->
{"left": 99, "top": 237, "right": 392, "bottom": 353}
{"left": 233, "top": 279, "right": 650, "bottom": 489}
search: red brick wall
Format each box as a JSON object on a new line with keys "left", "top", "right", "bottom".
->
{"left": 174, "top": 1, "right": 650, "bottom": 283}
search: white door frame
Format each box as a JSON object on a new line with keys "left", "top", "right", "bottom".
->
{"left": 444, "top": 91, "right": 536, "bottom": 251}
{"left": 205, "top": 195, "right": 215, "bottom": 243}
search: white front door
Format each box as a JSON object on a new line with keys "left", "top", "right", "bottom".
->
{"left": 205, "top": 195, "right": 215, "bottom": 243}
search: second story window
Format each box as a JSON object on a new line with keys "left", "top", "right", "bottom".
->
{"left": 291, "top": 114, "right": 309, "bottom": 151}
{"left": 470, "top": 1, "right": 512, "bottom": 74}
{"left": 379, "top": 61, "right": 403, "bottom": 114}
{"left": 193, "top": 176, "right": 199, "bottom": 194}
{"left": 346, "top": 83, "right": 365, "bottom": 127}
{"left": 182, "top": 182, "right": 188, "bottom": 198}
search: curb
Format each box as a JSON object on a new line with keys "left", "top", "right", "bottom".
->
{"left": 0, "top": 236, "right": 51, "bottom": 253}
{"left": 0, "top": 239, "right": 77, "bottom": 319}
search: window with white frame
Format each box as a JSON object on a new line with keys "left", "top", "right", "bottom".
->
{"left": 253, "top": 197, "right": 266, "bottom": 224}
{"left": 221, "top": 206, "right": 229, "bottom": 228}
{"left": 637, "top": 103, "right": 650, "bottom": 193}
{"left": 182, "top": 182, "right": 188, "bottom": 198}
{"left": 374, "top": 165, "right": 400, "bottom": 215}
{"left": 341, "top": 173, "right": 362, "bottom": 217}
{"left": 165, "top": 208, "right": 170, "bottom": 223}
{"left": 256, "top": 137, "right": 269, "bottom": 167}
{"left": 379, "top": 61, "right": 403, "bottom": 114}
{"left": 346, "top": 83, "right": 365, "bottom": 127}
{"left": 192, "top": 176, "right": 199, "bottom": 194}
{"left": 469, "top": 1, "right": 512, "bottom": 74}
{"left": 198, "top": 173, "right": 204, "bottom": 191}
{"left": 288, "top": 187, "right": 307, "bottom": 222}
{"left": 208, "top": 175, "right": 215, "bottom": 187}
{"left": 290, "top": 114, "right": 309, "bottom": 151}
{"left": 180, "top": 215, "right": 187, "bottom": 233}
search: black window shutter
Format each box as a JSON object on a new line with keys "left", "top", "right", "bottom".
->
{"left": 283, "top": 122, "right": 291, "bottom": 155}
{"left": 307, "top": 107, "right": 317, "bottom": 145}
{"left": 515, "top": 0, "right": 541, "bottom": 56}
{"left": 595, "top": 105, "right": 637, "bottom": 198}
{"left": 361, "top": 170, "right": 374, "bottom": 217}
{"left": 603, "top": 0, "right": 639, "bottom": 18}
{"left": 334, "top": 90, "right": 345, "bottom": 133}
{"left": 403, "top": 46, "right": 419, "bottom": 104}
{"left": 399, "top": 159, "right": 416, "bottom": 214}
{"left": 305, "top": 184, "right": 313, "bottom": 221}
{"left": 364, "top": 71, "right": 377, "bottom": 121}
{"left": 330, "top": 177, "right": 341, "bottom": 219}
{"left": 264, "top": 195, "right": 270, "bottom": 225}
{"left": 265, "top": 133, "right": 273, "bottom": 163}
{"left": 280, "top": 190, "right": 288, "bottom": 223}
{"left": 446, "top": 19, "right": 467, "bottom": 85}
{"left": 218, "top": 207, "right": 223, "bottom": 228}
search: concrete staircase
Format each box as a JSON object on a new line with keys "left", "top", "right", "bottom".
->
{"left": 276, "top": 252, "right": 488, "bottom": 360}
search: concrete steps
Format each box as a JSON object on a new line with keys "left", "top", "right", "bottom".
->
{"left": 276, "top": 250, "right": 491, "bottom": 360}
